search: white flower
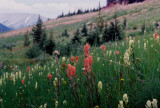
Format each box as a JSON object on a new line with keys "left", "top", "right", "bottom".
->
{"left": 53, "top": 81, "right": 56, "bottom": 87}
{"left": 35, "top": 82, "right": 38, "bottom": 90}
{"left": 39, "top": 105, "right": 43, "bottom": 108}
{"left": 129, "top": 39, "right": 134, "bottom": 48}
{"left": 44, "top": 103, "right": 47, "bottom": 108}
{"left": 146, "top": 100, "right": 151, "bottom": 108}
{"left": 0, "top": 98, "right": 3, "bottom": 103}
{"left": 98, "top": 81, "right": 102, "bottom": 93}
{"left": 152, "top": 99, "right": 158, "bottom": 108}
{"left": 62, "top": 57, "right": 66, "bottom": 62}
{"left": 0, "top": 79, "right": 2, "bottom": 86}
{"left": 63, "top": 100, "right": 67, "bottom": 105}
{"left": 61, "top": 78, "right": 64, "bottom": 82}
{"left": 55, "top": 78, "right": 58, "bottom": 83}
{"left": 55, "top": 101, "right": 58, "bottom": 108}
{"left": 144, "top": 43, "right": 146, "bottom": 50}
{"left": 109, "top": 50, "right": 112, "bottom": 56}
{"left": 124, "top": 50, "right": 130, "bottom": 67}
{"left": 82, "top": 68, "right": 85, "bottom": 71}
{"left": 129, "top": 39, "right": 134, "bottom": 53}
{"left": 53, "top": 50, "right": 59, "bottom": 56}
{"left": 118, "top": 101, "right": 124, "bottom": 108}
{"left": 97, "top": 57, "right": 100, "bottom": 62}
{"left": 123, "top": 93, "right": 128, "bottom": 104}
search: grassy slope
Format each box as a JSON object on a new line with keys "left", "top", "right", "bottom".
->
{"left": 0, "top": 0, "right": 160, "bottom": 65}
{"left": 1, "top": 33, "right": 160, "bottom": 107}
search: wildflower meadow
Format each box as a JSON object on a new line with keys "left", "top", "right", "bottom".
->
{"left": 0, "top": 33, "right": 160, "bottom": 108}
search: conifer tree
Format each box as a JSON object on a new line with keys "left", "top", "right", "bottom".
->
{"left": 24, "top": 30, "right": 30, "bottom": 46}
{"left": 123, "top": 17, "right": 127, "bottom": 30}
{"left": 45, "top": 31, "right": 56, "bottom": 55}
{"left": 32, "top": 15, "right": 44, "bottom": 45}
{"left": 103, "top": 11, "right": 124, "bottom": 42}
{"left": 81, "top": 24, "right": 88, "bottom": 36}
{"left": 71, "top": 29, "right": 81, "bottom": 44}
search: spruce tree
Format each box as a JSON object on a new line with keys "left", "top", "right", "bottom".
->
{"left": 86, "top": 29, "right": 101, "bottom": 46}
{"left": 24, "top": 30, "right": 30, "bottom": 46}
{"left": 45, "top": 31, "right": 56, "bottom": 55}
{"left": 39, "top": 28, "right": 47, "bottom": 51}
{"left": 81, "top": 24, "right": 88, "bottom": 36}
{"left": 141, "top": 23, "right": 146, "bottom": 35}
{"left": 72, "top": 29, "right": 81, "bottom": 45}
{"left": 96, "top": 2, "right": 104, "bottom": 33}
{"left": 103, "top": 24, "right": 110, "bottom": 42}
{"left": 32, "top": 15, "right": 44, "bottom": 45}
{"left": 103, "top": 12, "right": 124, "bottom": 42}
{"left": 123, "top": 17, "right": 127, "bottom": 30}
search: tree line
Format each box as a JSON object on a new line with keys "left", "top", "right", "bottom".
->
{"left": 57, "top": 7, "right": 101, "bottom": 18}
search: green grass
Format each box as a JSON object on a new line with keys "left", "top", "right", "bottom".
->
{"left": 1, "top": 1, "right": 160, "bottom": 107}
{"left": 0, "top": 33, "right": 160, "bottom": 107}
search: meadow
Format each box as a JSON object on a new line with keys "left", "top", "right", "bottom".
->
{"left": 0, "top": 33, "right": 160, "bottom": 108}
{"left": 1, "top": 0, "right": 160, "bottom": 108}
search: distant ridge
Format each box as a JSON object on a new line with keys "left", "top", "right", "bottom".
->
{"left": 0, "top": 23, "right": 11, "bottom": 33}
{"left": 0, "top": 13, "right": 47, "bottom": 30}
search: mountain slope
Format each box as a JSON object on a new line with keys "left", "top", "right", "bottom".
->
{"left": 0, "top": 23, "right": 11, "bottom": 33}
{"left": 0, "top": 13, "right": 47, "bottom": 30}
{"left": 0, "top": 0, "right": 157, "bottom": 39}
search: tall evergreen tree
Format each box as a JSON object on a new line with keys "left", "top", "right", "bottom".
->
{"left": 72, "top": 29, "right": 81, "bottom": 45}
{"left": 62, "top": 29, "right": 69, "bottom": 37}
{"left": 81, "top": 24, "right": 88, "bottom": 36}
{"left": 123, "top": 17, "right": 127, "bottom": 30}
{"left": 103, "top": 12, "right": 124, "bottom": 42}
{"left": 32, "top": 15, "right": 44, "bottom": 45}
{"left": 24, "top": 30, "right": 30, "bottom": 46}
{"left": 86, "top": 30, "right": 101, "bottom": 46}
{"left": 103, "top": 24, "right": 110, "bottom": 42}
{"left": 45, "top": 31, "right": 56, "bottom": 55}
{"left": 96, "top": 2, "right": 104, "bottom": 33}
{"left": 39, "top": 28, "right": 47, "bottom": 51}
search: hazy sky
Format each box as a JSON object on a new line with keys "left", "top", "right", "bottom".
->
{"left": 0, "top": 0, "right": 106, "bottom": 18}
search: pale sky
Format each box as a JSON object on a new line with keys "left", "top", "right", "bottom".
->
{"left": 0, "top": 0, "right": 106, "bottom": 18}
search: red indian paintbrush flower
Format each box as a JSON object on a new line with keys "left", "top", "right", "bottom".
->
{"left": 75, "top": 56, "right": 79, "bottom": 63}
{"left": 27, "top": 67, "right": 30, "bottom": 72}
{"left": 62, "top": 63, "right": 66, "bottom": 67}
{"left": 154, "top": 33, "right": 159, "bottom": 39}
{"left": 116, "top": 51, "right": 119, "bottom": 55}
{"left": 22, "top": 79, "right": 25, "bottom": 84}
{"left": 84, "top": 56, "right": 93, "bottom": 72}
{"left": 101, "top": 45, "right": 105, "bottom": 51}
{"left": 62, "top": 63, "right": 66, "bottom": 69}
{"left": 84, "top": 43, "right": 90, "bottom": 58}
{"left": 71, "top": 56, "right": 74, "bottom": 62}
{"left": 48, "top": 74, "right": 52, "bottom": 80}
{"left": 66, "top": 64, "right": 76, "bottom": 79}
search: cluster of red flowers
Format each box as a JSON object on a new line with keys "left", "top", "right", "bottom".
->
{"left": 154, "top": 33, "right": 159, "bottom": 39}
{"left": 27, "top": 67, "right": 30, "bottom": 72}
{"left": 22, "top": 79, "right": 25, "bottom": 84}
{"left": 62, "top": 63, "right": 66, "bottom": 69}
{"left": 101, "top": 45, "right": 106, "bottom": 51}
{"left": 116, "top": 51, "right": 119, "bottom": 55}
{"left": 84, "top": 43, "right": 90, "bottom": 58}
{"left": 71, "top": 56, "right": 79, "bottom": 63}
{"left": 83, "top": 43, "right": 93, "bottom": 73}
{"left": 84, "top": 56, "right": 93, "bottom": 72}
{"left": 48, "top": 74, "right": 52, "bottom": 80}
{"left": 66, "top": 64, "right": 76, "bottom": 79}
